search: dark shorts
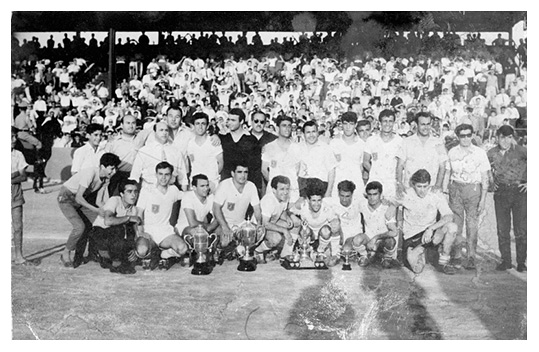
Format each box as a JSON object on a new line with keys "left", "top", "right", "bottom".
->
{"left": 89, "top": 224, "right": 136, "bottom": 262}
{"left": 402, "top": 229, "right": 438, "bottom": 270}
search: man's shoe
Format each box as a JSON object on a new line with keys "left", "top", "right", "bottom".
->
{"left": 464, "top": 257, "right": 476, "bottom": 270}
{"left": 407, "top": 246, "right": 426, "bottom": 274}
{"left": 158, "top": 258, "right": 170, "bottom": 270}
{"left": 381, "top": 258, "right": 400, "bottom": 269}
{"left": 438, "top": 264, "right": 457, "bottom": 275}
{"left": 516, "top": 264, "right": 527, "bottom": 273}
{"left": 496, "top": 261, "right": 513, "bottom": 271}
{"left": 254, "top": 252, "right": 266, "bottom": 264}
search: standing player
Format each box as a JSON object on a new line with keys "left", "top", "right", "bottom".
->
{"left": 186, "top": 112, "right": 223, "bottom": 191}
{"left": 329, "top": 112, "right": 366, "bottom": 195}
{"left": 363, "top": 109, "right": 403, "bottom": 201}
{"left": 261, "top": 115, "right": 300, "bottom": 202}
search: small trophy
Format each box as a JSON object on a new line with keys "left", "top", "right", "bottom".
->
{"left": 235, "top": 218, "right": 265, "bottom": 272}
{"left": 184, "top": 225, "right": 218, "bottom": 275}
{"left": 340, "top": 249, "right": 356, "bottom": 271}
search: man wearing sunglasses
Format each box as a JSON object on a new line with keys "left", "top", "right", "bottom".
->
{"left": 446, "top": 124, "right": 491, "bottom": 270}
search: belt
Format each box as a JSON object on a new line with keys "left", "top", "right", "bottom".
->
{"left": 17, "top": 129, "right": 31, "bottom": 132}
{"left": 450, "top": 180, "right": 480, "bottom": 186}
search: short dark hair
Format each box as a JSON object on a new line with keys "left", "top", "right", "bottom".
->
{"left": 251, "top": 110, "right": 267, "bottom": 121}
{"left": 305, "top": 178, "right": 326, "bottom": 199}
{"left": 302, "top": 120, "right": 318, "bottom": 133}
{"left": 270, "top": 175, "right": 290, "bottom": 189}
{"left": 99, "top": 153, "right": 121, "bottom": 168}
{"left": 341, "top": 112, "right": 358, "bottom": 124}
{"left": 119, "top": 179, "right": 139, "bottom": 194}
{"left": 192, "top": 112, "right": 209, "bottom": 124}
{"left": 231, "top": 161, "right": 249, "bottom": 173}
{"left": 275, "top": 115, "right": 293, "bottom": 126}
{"left": 410, "top": 169, "right": 431, "bottom": 185}
{"left": 11, "top": 126, "right": 19, "bottom": 135}
{"left": 229, "top": 108, "right": 246, "bottom": 122}
{"left": 357, "top": 119, "right": 371, "bottom": 129}
{"left": 415, "top": 112, "right": 432, "bottom": 123}
{"left": 191, "top": 173, "right": 209, "bottom": 187}
{"left": 365, "top": 181, "right": 383, "bottom": 194}
{"left": 455, "top": 123, "right": 474, "bottom": 136}
{"left": 166, "top": 103, "right": 182, "bottom": 116}
{"left": 337, "top": 180, "right": 356, "bottom": 193}
{"left": 155, "top": 161, "right": 174, "bottom": 173}
{"left": 86, "top": 123, "right": 104, "bottom": 135}
{"left": 378, "top": 109, "right": 395, "bottom": 122}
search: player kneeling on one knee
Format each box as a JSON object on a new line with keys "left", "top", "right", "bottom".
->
{"left": 255, "top": 175, "right": 301, "bottom": 262}
{"left": 398, "top": 169, "right": 458, "bottom": 275}
{"left": 291, "top": 179, "right": 342, "bottom": 267}
{"left": 341, "top": 181, "right": 398, "bottom": 268}
{"left": 134, "top": 161, "right": 187, "bottom": 270}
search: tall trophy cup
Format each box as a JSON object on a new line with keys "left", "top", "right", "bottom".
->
{"left": 235, "top": 218, "right": 265, "bottom": 272}
{"left": 282, "top": 220, "right": 327, "bottom": 270}
{"left": 184, "top": 225, "right": 217, "bottom": 275}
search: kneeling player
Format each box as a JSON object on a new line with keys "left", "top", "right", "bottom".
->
{"left": 399, "top": 169, "right": 459, "bottom": 275}
{"left": 175, "top": 174, "right": 219, "bottom": 261}
{"left": 291, "top": 179, "right": 342, "bottom": 267}
{"left": 135, "top": 162, "right": 186, "bottom": 270}
{"left": 341, "top": 181, "right": 398, "bottom": 268}
{"left": 89, "top": 179, "right": 142, "bottom": 274}
{"left": 255, "top": 175, "right": 301, "bottom": 262}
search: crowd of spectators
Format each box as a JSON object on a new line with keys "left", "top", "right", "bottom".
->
{"left": 11, "top": 30, "right": 527, "bottom": 158}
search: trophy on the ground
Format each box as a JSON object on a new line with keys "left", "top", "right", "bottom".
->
{"left": 282, "top": 220, "right": 328, "bottom": 270}
{"left": 340, "top": 248, "right": 356, "bottom": 271}
{"left": 184, "top": 225, "right": 218, "bottom": 275}
{"left": 234, "top": 218, "right": 265, "bottom": 272}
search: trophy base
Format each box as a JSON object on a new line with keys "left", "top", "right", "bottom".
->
{"left": 342, "top": 262, "right": 352, "bottom": 271}
{"left": 281, "top": 256, "right": 328, "bottom": 270}
{"left": 237, "top": 258, "right": 257, "bottom": 272}
{"left": 191, "top": 262, "right": 213, "bottom": 275}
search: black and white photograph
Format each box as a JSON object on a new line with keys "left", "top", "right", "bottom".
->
{"left": 9, "top": 7, "right": 530, "bottom": 341}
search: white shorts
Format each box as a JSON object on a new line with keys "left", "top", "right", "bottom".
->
{"left": 145, "top": 224, "right": 176, "bottom": 246}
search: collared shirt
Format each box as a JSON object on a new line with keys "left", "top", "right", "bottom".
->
{"left": 130, "top": 142, "right": 188, "bottom": 188}
{"left": 401, "top": 190, "right": 453, "bottom": 239}
{"left": 92, "top": 196, "right": 139, "bottom": 229}
{"left": 292, "top": 140, "right": 338, "bottom": 182}
{"left": 260, "top": 192, "right": 289, "bottom": 223}
{"left": 105, "top": 133, "right": 140, "bottom": 173}
{"left": 71, "top": 142, "right": 105, "bottom": 174}
{"left": 487, "top": 144, "right": 527, "bottom": 186}
{"left": 446, "top": 144, "right": 490, "bottom": 184}
{"left": 400, "top": 134, "right": 448, "bottom": 186}
{"left": 63, "top": 167, "right": 106, "bottom": 202}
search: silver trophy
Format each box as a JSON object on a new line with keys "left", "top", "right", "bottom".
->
{"left": 184, "top": 225, "right": 218, "bottom": 275}
{"left": 283, "top": 221, "right": 327, "bottom": 269}
{"left": 234, "top": 218, "right": 265, "bottom": 272}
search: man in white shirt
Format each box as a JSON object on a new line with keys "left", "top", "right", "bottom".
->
{"left": 363, "top": 109, "right": 403, "bottom": 201}
{"left": 186, "top": 112, "right": 223, "bottom": 191}
{"left": 213, "top": 162, "right": 262, "bottom": 260}
{"left": 329, "top": 111, "right": 366, "bottom": 195}
{"left": 130, "top": 121, "right": 188, "bottom": 191}
{"left": 397, "top": 112, "right": 448, "bottom": 196}
{"left": 446, "top": 124, "right": 491, "bottom": 270}
{"left": 261, "top": 115, "right": 300, "bottom": 202}
{"left": 135, "top": 162, "right": 185, "bottom": 270}
{"left": 290, "top": 178, "right": 342, "bottom": 267}
{"left": 294, "top": 120, "right": 338, "bottom": 198}
{"left": 398, "top": 169, "right": 459, "bottom": 275}
{"left": 255, "top": 175, "right": 301, "bottom": 262}
{"left": 340, "top": 181, "right": 399, "bottom": 268}
{"left": 71, "top": 123, "right": 105, "bottom": 175}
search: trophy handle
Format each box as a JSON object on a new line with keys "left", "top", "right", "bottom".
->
{"left": 184, "top": 234, "right": 194, "bottom": 250}
{"left": 254, "top": 225, "right": 266, "bottom": 247}
{"left": 208, "top": 233, "right": 218, "bottom": 250}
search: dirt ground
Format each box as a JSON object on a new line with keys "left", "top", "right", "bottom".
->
{"left": 11, "top": 181, "right": 527, "bottom": 340}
